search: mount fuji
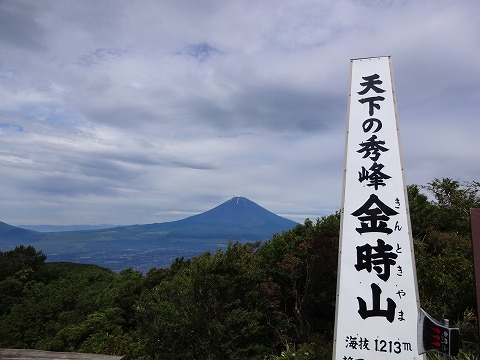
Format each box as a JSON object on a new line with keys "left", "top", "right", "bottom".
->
{"left": 1, "top": 197, "right": 299, "bottom": 272}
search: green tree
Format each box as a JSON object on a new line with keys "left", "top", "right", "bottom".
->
{"left": 422, "top": 178, "right": 480, "bottom": 235}
{"left": 137, "top": 242, "right": 273, "bottom": 359}
{"left": 414, "top": 230, "right": 475, "bottom": 319}
{"left": 411, "top": 178, "right": 479, "bottom": 354}
{"left": 0, "top": 262, "right": 118, "bottom": 350}
{"left": 258, "top": 214, "right": 339, "bottom": 355}
{"left": 407, "top": 184, "right": 437, "bottom": 239}
{"left": 0, "top": 246, "right": 47, "bottom": 316}
{"left": 0, "top": 245, "right": 46, "bottom": 282}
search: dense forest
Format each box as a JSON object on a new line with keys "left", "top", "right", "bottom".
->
{"left": 0, "top": 178, "right": 478, "bottom": 359}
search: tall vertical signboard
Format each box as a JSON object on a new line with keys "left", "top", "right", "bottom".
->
{"left": 333, "top": 57, "right": 423, "bottom": 360}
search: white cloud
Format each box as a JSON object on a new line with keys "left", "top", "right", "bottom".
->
{"left": 0, "top": 0, "right": 479, "bottom": 225}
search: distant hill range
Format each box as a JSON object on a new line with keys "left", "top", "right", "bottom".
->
{"left": 0, "top": 197, "right": 298, "bottom": 272}
{"left": 18, "top": 224, "right": 118, "bottom": 232}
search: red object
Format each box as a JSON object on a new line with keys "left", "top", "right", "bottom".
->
{"left": 470, "top": 209, "right": 480, "bottom": 337}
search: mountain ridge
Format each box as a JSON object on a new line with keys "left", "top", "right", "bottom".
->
{"left": 13, "top": 197, "right": 297, "bottom": 233}
{"left": 0, "top": 220, "right": 41, "bottom": 240}
{"left": 0, "top": 197, "right": 299, "bottom": 271}
{"left": 89, "top": 196, "right": 297, "bottom": 242}
{"left": 17, "top": 224, "right": 119, "bottom": 233}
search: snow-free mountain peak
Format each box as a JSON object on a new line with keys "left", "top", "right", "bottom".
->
{"left": 184, "top": 196, "right": 296, "bottom": 227}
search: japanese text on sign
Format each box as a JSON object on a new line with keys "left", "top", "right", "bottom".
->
{"left": 333, "top": 57, "right": 422, "bottom": 360}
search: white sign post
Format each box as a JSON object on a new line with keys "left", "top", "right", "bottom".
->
{"left": 333, "top": 57, "right": 423, "bottom": 360}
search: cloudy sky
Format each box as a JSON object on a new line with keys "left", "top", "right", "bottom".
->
{"left": 1, "top": 0, "right": 479, "bottom": 226}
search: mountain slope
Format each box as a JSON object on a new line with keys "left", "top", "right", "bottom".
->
{"left": 1, "top": 197, "right": 298, "bottom": 246}
{"left": 115, "top": 196, "right": 297, "bottom": 241}
{"left": 0, "top": 197, "right": 299, "bottom": 270}
{"left": 185, "top": 196, "right": 295, "bottom": 227}
{"left": 0, "top": 221, "right": 41, "bottom": 243}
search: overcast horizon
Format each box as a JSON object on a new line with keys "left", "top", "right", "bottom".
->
{"left": 1, "top": 0, "right": 479, "bottom": 226}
